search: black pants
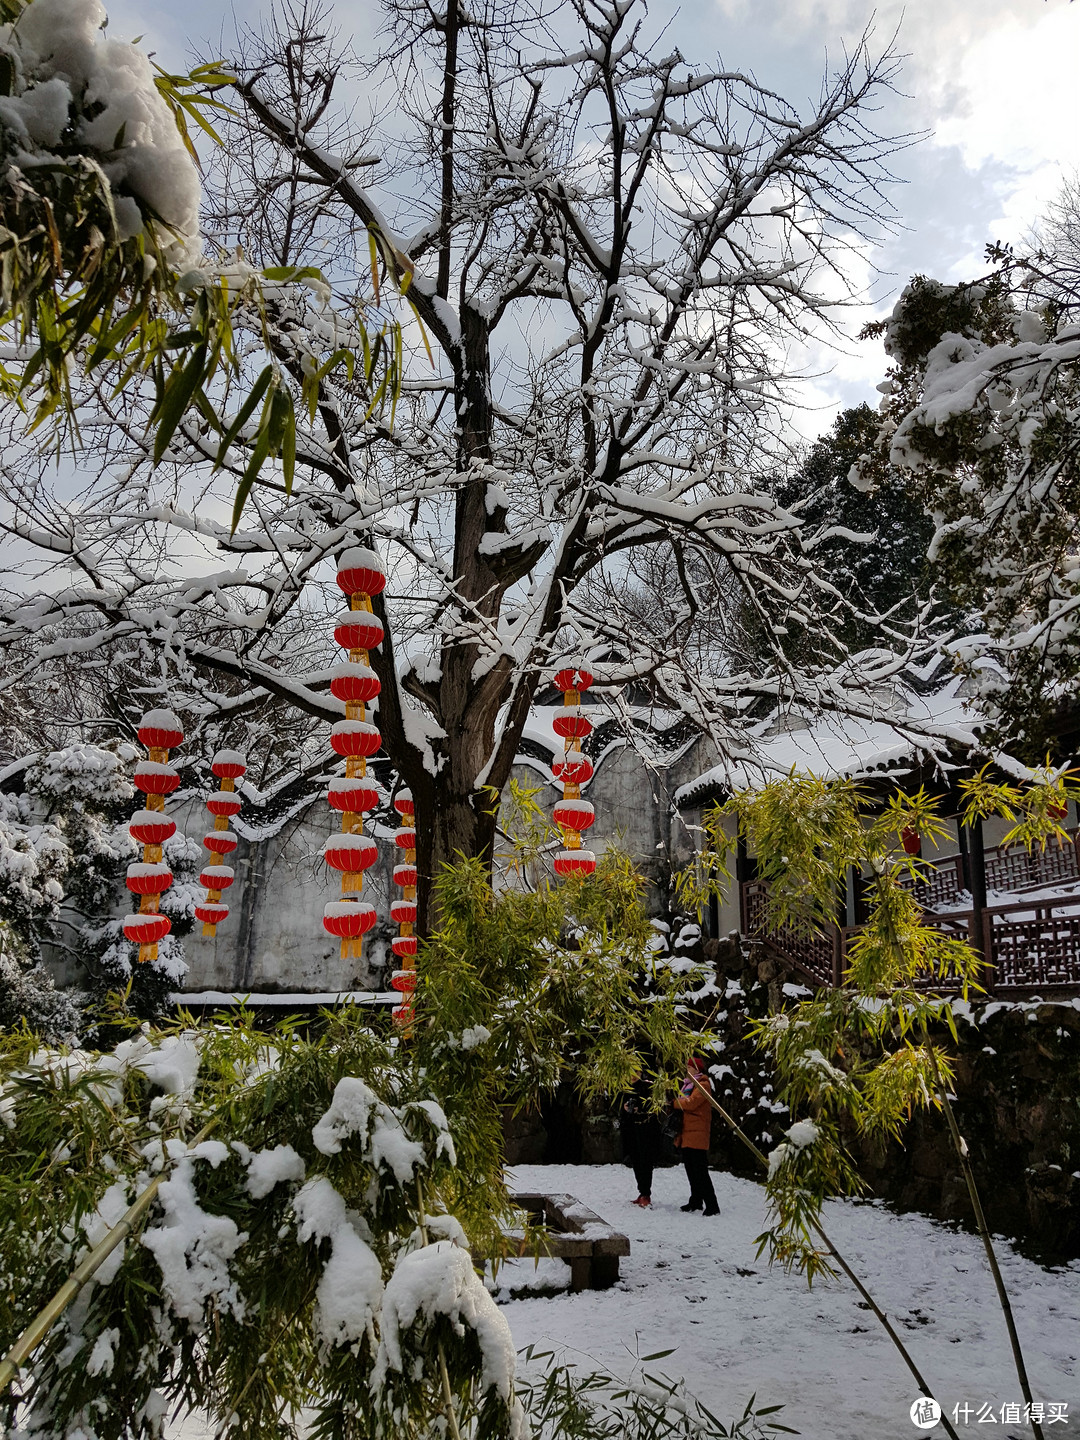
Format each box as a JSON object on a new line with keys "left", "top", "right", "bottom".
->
{"left": 632, "top": 1154, "right": 654, "bottom": 1200}
{"left": 682, "top": 1147, "right": 718, "bottom": 1212}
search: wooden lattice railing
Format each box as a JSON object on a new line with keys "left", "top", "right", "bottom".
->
{"left": 741, "top": 881, "right": 841, "bottom": 987}
{"left": 898, "top": 831, "right": 1080, "bottom": 909}
{"left": 741, "top": 881, "right": 1080, "bottom": 995}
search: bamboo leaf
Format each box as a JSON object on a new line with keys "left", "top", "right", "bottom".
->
{"left": 151, "top": 341, "right": 207, "bottom": 464}
{"left": 214, "top": 365, "right": 273, "bottom": 470}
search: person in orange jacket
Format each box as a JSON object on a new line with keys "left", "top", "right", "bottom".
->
{"left": 673, "top": 1056, "right": 719, "bottom": 1215}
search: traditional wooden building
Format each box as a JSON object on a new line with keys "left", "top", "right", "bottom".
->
{"left": 675, "top": 678, "right": 1080, "bottom": 996}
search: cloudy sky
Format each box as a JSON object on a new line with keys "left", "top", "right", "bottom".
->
{"left": 111, "top": 0, "right": 1080, "bottom": 437}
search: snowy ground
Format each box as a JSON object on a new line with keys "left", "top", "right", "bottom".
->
{"left": 175, "top": 1163, "right": 1079, "bottom": 1440}
{"left": 498, "top": 1165, "right": 1078, "bottom": 1440}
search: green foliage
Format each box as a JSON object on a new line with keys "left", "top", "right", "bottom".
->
{"left": 0, "top": 1008, "right": 527, "bottom": 1439}
{"left": 0, "top": 1, "right": 403, "bottom": 528}
{"left": 684, "top": 770, "right": 1071, "bottom": 1283}
{"left": 857, "top": 268, "right": 1080, "bottom": 754}
{"left": 0, "top": 855, "right": 758, "bottom": 1439}
{"left": 518, "top": 1349, "right": 795, "bottom": 1439}
{"left": 415, "top": 850, "right": 700, "bottom": 1220}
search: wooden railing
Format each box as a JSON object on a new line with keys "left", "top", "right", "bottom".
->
{"left": 741, "top": 881, "right": 1080, "bottom": 995}
{"left": 742, "top": 881, "right": 841, "bottom": 987}
{"left": 898, "top": 831, "right": 1080, "bottom": 908}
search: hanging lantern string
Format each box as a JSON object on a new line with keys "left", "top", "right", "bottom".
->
{"left": 324, "top": 548, "right": 385, "bottom": 962}
{"left": 391, "top": 789, "right": 417, "bottom": 1030}
{"left": 124, "top": 709, "right": 184, "bottom": 964}
{"left": 552, "top": 667, "right": 597, "bottom": 878}
{"left": 196, "top": 751, "right": 246, "bottom": 938}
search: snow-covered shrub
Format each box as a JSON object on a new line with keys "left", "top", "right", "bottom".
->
{"left": 0, "top": 921, "right": 79, "bottom": 1042}
{"left": 0, "top": 1013, "right": 529, "bottom": 1439}
{"left": 0, "top": 791, "right": 68, "bottom": 946}
{"left": 1, "top": 741, "right": 187, "bottom": 1031}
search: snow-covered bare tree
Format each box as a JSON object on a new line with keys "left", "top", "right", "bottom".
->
{"left": 1, "top": 0, "right": 922, "bottom": 927}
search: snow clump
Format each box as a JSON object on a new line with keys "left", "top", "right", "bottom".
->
{"left": 0, "top": 0, "right": 203, "bottom": 262}
{"left": 141, "top": 1151, "right": 247, "bottom": 1328}
{"left": 294, "top": 1175, "right": 384, "bottom": 1350}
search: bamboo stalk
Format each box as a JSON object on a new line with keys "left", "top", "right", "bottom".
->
{"left": 415, "top": 1177, "right": 464, "bottom": 1440}
{"left": 694, "top": 1082, "right": 963, "bottom": 1440}
{"left": 0, "top": 1120, "right": 216, "bottom": 1398}
{"left": 925, "top": 1046, "right": 1045, "bottom": 1440}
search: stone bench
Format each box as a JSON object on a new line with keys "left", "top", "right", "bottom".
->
{"left": 502, "top": 1191, "right": 630, "bottom": 1292}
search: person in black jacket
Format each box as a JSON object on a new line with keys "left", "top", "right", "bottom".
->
{"left": 621, "top": 1072, "right": 661, "bottom": 1207}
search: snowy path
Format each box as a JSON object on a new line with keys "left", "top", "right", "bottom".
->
{"left": 173, "top": 1163, "right": 1078, "bottom": 1440}
{"left": 501, "top": 1164, "right": 1079, "bottom": 1440}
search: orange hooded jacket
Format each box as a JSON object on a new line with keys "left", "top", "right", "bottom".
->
{"left": 673, "top": 1070, "right": 712, "bottom": 1150}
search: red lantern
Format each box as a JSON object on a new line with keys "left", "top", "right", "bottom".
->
{"left": 901, "top": 827, "right": 921, "bottom": 857}
{"left": 336, "top": 547, "right": 386, "bottom": 598}
{"left": 137, "top": 708, "right": 184, "bottom": 750}
{"left": 553, "top": 756, "right": 594, "bottom": 785}
{"left": 334, "top": 611, "right": 385, "bottom": 652}
{"left": 126, "top": 863, "right": 173, "bottom": 895}
{"left": 327, "top": 779, "right": 380, "bottom": 813}
{"left": 122, "top": 913, "right": 171, "bottom": 945}
{"left": 553, "top": 668, "right": 594, "bottom": 693}
{"left": 133, "top": 761, "right": 181, "bottom": 796}
{"left": 206, "top": 791, "right": 243, "bottom": 818}
{"left": 392, "top": 1006, "right": 414, "bottom": 1026}
{"left": 553, "top": 711, "right": 593, "bottom": 739}
{"left": 553, "top": 800, "right": 595, "bottom": 832}
{"left": 195, "top": 902, "right": 230, "bottom": 926}
{"left": 390, "top": 788, "right": 418, "bottom": 1010}
{"left": 323, "top": 901, "right": 377, "bottom": 938}
{"left": 1049, "top": 800, "right": 1069, "bottom": 822}
{"left": 330, "top": 662, "right": 380, "bottom": 704}
{"left": 211, "top": 750, "right": 247, "bottom": 780}
{"left": 199, "top": 864, "right": 235, "bottom": 891}
{"left": 554, "top": 849, "right": 597, "bottom": 876}
{"left": 330, "top": 721, "right": 382, "bottom": 758}
{"left": 391, "top": 970, "right": 418, "bottom": 993}
{"left": 203, "top": 831, "right": 238, "bottom": 856}
{"left": 129, "top": 811, "right": 177, "bottom": 846}
{"left": 324, "top": 835, "right": 379, "bottom": 872}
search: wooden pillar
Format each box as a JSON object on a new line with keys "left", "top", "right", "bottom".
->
{"left": 957, "top": 815, "right": 970, "bottom": 889}
{"left": 845, "top": 865, "right": 859, "bottom": 928}
{"left": 736, "top": 822, "right": 750, "bottom": 933}
{"left": 961, "top": 816, "right": 989, "bottom": 976}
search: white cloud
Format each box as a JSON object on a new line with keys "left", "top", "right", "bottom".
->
{"left": 932, "top": 6, "right": 1080, "bottom": 255}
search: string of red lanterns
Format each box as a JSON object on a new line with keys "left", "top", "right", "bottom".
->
{"left": 390, "top": 789, "right": 417, "bottom": 1028}
{"left": 552, "top": 666, "right": 596, "bottom": 877}
{"left": 124, "top": 709, "right": 183, "bottom": 964}
{"left": 196, "top": 750, "right": 246, "bottom": 936}
{"left": 323, "top": 547, "right": 386, "bottom": 960}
